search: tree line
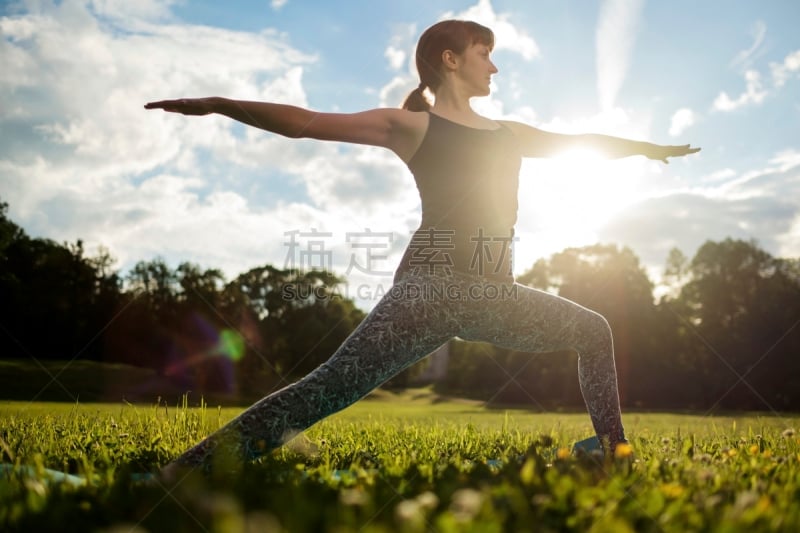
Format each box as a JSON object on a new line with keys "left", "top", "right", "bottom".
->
{"left": 2, "top": 199, "right": 799, "bottom": 410}
{"left": 440, "top": 242, "right": 800, "bottom": 411}
{"left": 0, "top": 200, "right": 365, "bottom": 400}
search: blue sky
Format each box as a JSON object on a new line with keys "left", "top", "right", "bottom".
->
{"left": 2, "top": 0, "right": 799, "bottom": 308}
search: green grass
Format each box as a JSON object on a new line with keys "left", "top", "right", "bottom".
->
{"left": 1, "top": 391, "right": 799, "bottom": 532}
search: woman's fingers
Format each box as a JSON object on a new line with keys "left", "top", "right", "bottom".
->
{"left": 143, "top": 98, "right": 212, "bottom": 115}
{"left": 653, "top": 144, "right": 701, "bottom": 164}
{"left": 144, "top": 99, "right": 181, "bottom": 109}
{"left": 677, "top": 144, "right": 701, "bottom": 156}
{"left": 687, "top": 145, "right": 701, "bottom": 155}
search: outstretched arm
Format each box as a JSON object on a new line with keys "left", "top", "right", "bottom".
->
{"left": 144, "top": 97, "right": 424, "bottom": 159}
{"left": 500, "top": 120, "right": 700, "bottom": 164}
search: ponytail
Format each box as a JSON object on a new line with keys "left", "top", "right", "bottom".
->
{"left": 402, "top": 82, "right": 431, "bottom": 111}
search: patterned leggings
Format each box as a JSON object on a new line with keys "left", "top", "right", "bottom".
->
{"left": 167, "top": 269, "right": 626, "bottom": 472}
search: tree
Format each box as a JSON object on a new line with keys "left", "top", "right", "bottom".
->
{"left": 518, "top": 244, "right": 660, "bottom": 407}
{"left": 127, "top": 258, "right": 180, "bottom": 315}
{"left": 438, "top": 244, "right": 661, "bottom": 408}
{"left": 104, "top": 258, "right": 180, "bottom": 371}
{"left": 222, "top": 266, "right": 366, "bottom": 396}
{"left": 662, "top": 247, "right": 689, "bottom": 298}
{"left": 0, "top": 198, "right": 124, "bottom": 364}
{"left": 177, "top": 262, "right": 224, "bottom": 309}
{"left": 671, "top": 239, "right": 800, "bottom": 409}
{"left": 437, "top": 340, "right": 582, "bottom": 408}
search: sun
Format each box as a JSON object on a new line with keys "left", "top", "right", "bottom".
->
{"left": 551, "top": 148, "right": 637, "bottom": 220}
{"left": 515, "top": 148, "right": 645, "bottom": 258}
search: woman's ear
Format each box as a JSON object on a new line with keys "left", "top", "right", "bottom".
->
{"left": 441, "top": 49, "right": 459, "bottom": 71}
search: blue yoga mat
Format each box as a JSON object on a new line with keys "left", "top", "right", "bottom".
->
{"left": 1, "top": 463, "right": 87, "bottom": 487}
{"left": 0, "top": 463, "right": 157, "bottom": 487}
{"left": 572, "top": 436, "right": 602, "bottom": 454}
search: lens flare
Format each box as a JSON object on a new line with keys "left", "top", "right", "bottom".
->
{"left": 157, "top": 313, "right": 249, "bottom": 396}
{"left": 216, "top": 329, "right": 245, "bottom": 361}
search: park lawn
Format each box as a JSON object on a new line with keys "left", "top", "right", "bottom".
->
{"left": 1, "top": 391, "right": 799, "bottom": 532}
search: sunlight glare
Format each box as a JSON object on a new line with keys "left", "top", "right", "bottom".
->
{"left": 514, "top": 148, "right": 645, "bottom": 268}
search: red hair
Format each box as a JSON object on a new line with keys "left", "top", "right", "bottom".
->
{"left": 402, "top": 20, "right": 495, "bottom": 111}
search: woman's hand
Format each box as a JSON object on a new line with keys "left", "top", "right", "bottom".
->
{"left": 646, "top": 143, "right": 701, "bottom": 164}
{"left": 144, "top": 97, "right": 219, "bottom": 115}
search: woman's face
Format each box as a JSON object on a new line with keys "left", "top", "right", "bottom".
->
{"left": 454, "top": 42, "right": 498, "bottom": 97}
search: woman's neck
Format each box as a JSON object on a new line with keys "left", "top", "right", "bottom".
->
{"left": 431, "top": 94, "right": 493, "bottom": 128}
{"left": 431, "top": 84, "right": 473, "bottom": 113}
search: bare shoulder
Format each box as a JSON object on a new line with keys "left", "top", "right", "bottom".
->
{"left": 496, "top": 119, "right": 542, "bottom": 137}
{"left": 344, "top": 108, "right": 428, "bottom": 139}
{"left": 307, "top": 108, "right": 426, "bottom": 155}
{"left": 382, "top": 108, "right": 428, "bottom": 133}
{"left": 381, "top": 109, "right": 429, "bottom": 163}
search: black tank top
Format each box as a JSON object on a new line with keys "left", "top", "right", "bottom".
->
{"left": 395, "top": 111, "right": 522, "bottom": 283}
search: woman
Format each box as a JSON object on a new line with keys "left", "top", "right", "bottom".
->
{"left": 145, "top": 20, "right": 699, "bottom": 476}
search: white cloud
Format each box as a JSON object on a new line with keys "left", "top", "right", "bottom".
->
{"left": 0, "top": 1, "right": 321, "bottom": 271}
{"left": 595, "top": 0, "right": 645, "bottom": 112}
{"left": 442, "top": 0, "right": 540, "bottom": 60}
{"left": 778, "top": 214, "right": 800, "bottom": 258}
{"left": 598, "top": 149, "right": 800, "bottom": 270}
{"left": 271, "top": 0, "right": 288, "bottom": 10}
{"left": 0, "top": 0, "right": 429, "bottom": 306}
{"left": 259, "top": 66, "right": 308, "bottom": 106}
{"left": 379, "top": 76, "right": 416, "bottom": 108}
{"left": 669, "top": 108, "right": 695, "bottom": 137}
{"left": 730, "top": 20, "right": 767, "bottom": 70}
{"left": 385, "top": 46, "right": 406, "bottom": 71}
{"left": 771, "top": 49, "right": 800, "bottom": 88}
{"left": 0, "top": 2, "right": 316, "bottom": 173}
{"left": 700, "top": 168, "right": 736, "bottom": 184}
{"left": 713, "top": 41, "right": 799, "bottom": 113}
{"left": 375, "top": 23, "right": 418, "bottom": 107}
{"left": 712, "top": 69, "right": 768, "bottom": 111}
